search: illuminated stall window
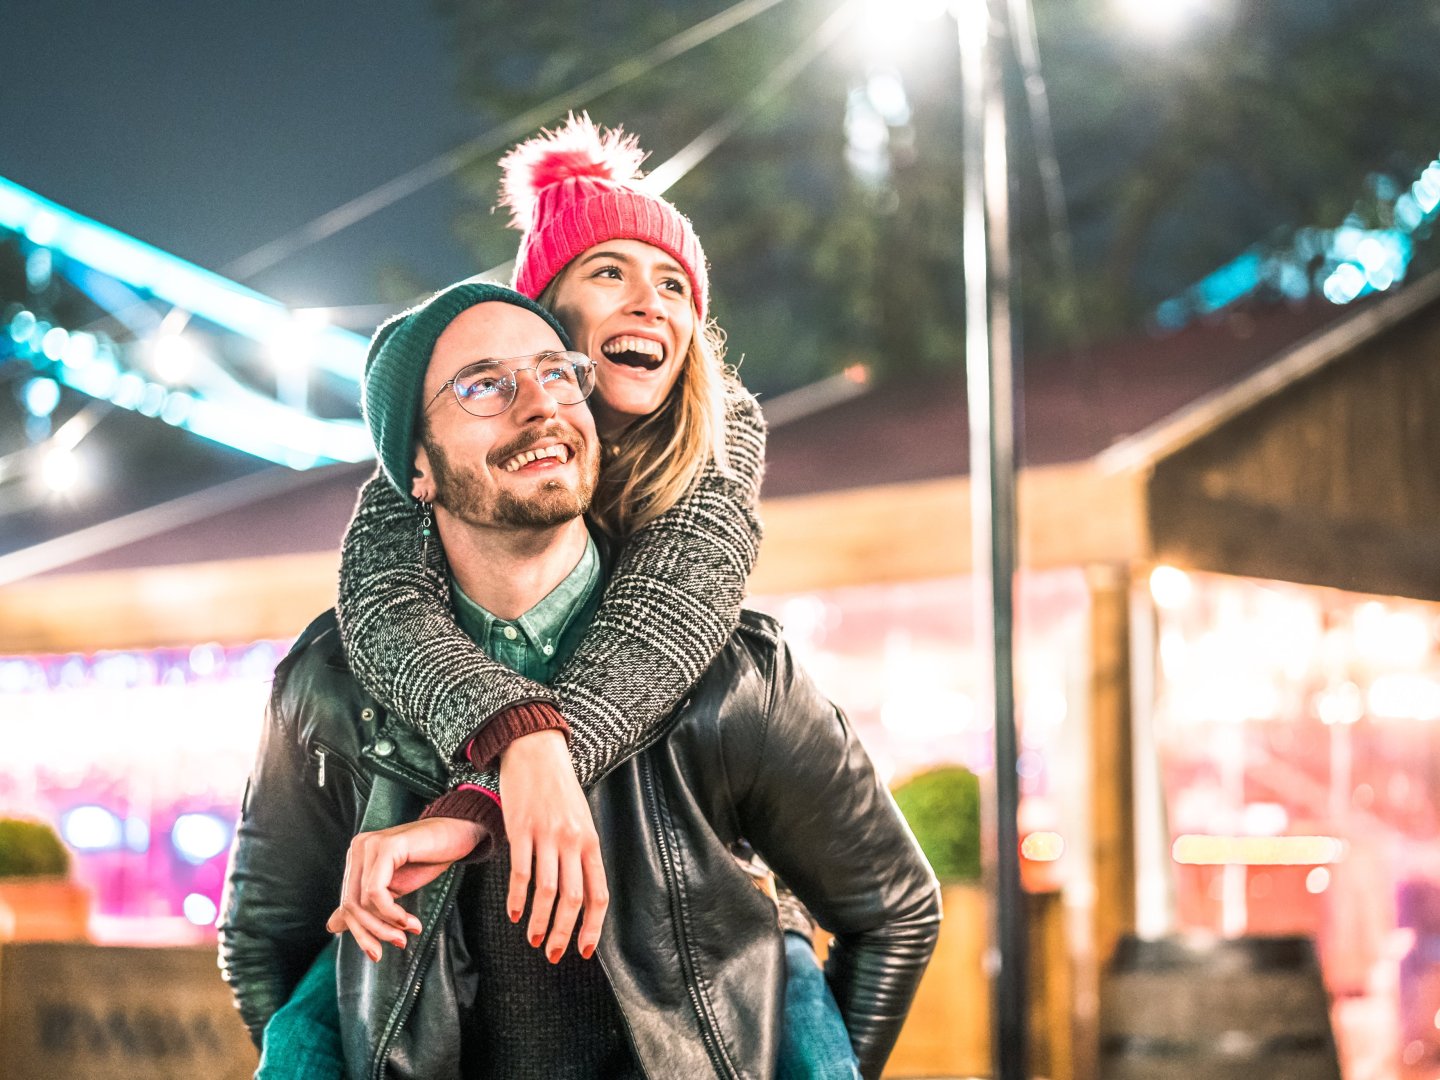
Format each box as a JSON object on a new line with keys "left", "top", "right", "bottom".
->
{"left": 751, "top": 568, "right": 1091, "bottom": 895}
{"left": 1151, "top": 569, "right": 1440, "bottom": 1080}
{"left": 0, "top": 640, "right": 288, "bottom": 944}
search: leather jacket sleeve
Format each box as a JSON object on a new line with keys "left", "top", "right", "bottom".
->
{"left": 732, "top": 637, "right": 942, "bottom": 1080}
{"left": 217, "top": 632, "right": 354, "bottom": 1048}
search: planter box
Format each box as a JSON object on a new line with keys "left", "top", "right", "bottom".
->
{"left": 884, "top": 882, "right": 992, "bottom": 1078}
{"left": 0, "top": 940, "right": 257, "bottom": 1080}
{"left": 0, "top": 878, "right": 91, "bottom": 941}
{"left": 882, "top": 884, "right": 1073, "bottom": 1079}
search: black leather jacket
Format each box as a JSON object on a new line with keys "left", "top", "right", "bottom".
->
{"left": 219, "top": 609, "right": 940, "bottom": 1080}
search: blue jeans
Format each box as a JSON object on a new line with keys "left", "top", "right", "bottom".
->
{"left": 256, "top": 931, "right": 858, "bottom": 1079}
{"left": 778, "top": 930, "right": 862, "bottom": 1080}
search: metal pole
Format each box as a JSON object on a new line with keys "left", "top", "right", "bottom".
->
{"left": 959, "top": 0, "right": 1028, "bottom": 1076}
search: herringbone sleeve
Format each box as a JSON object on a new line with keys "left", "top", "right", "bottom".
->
{"left": 335, "top": 386, "right": 766, "bottom": 796}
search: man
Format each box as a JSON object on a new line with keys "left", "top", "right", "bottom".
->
{"left": 218, "top": 282, "right": 940, "bottom": 1080}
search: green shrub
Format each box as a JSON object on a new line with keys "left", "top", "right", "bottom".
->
{"left": 893, "top": 766, "right": 982, "bottom": 883}
{"left": 0, "top": 817, "right": 72, "bottom": 879}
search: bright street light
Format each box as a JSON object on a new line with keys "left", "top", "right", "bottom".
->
{"left": 855, "top": 0, "right": 951, "bottom": 64}
{"left": 40, "top": 445, "right": 82, "bottom": 494}
{"left": 1114, "top": 0, "right": 1211, "bottom": 39}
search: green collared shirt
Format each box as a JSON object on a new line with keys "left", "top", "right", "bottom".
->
{"left": 450, "top": 535, "right": 602, "bottom": 683}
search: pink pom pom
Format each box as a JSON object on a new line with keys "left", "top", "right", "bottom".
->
{"left": 499, "top": 113, "right": 647, "bottom": 231}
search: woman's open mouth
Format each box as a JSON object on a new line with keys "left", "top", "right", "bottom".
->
{"left": 601, "top": 335, "right": 665, "bottom": 371}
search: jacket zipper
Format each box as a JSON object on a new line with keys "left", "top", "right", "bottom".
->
{"left": 312, "top": 741, "right": 369, "bottom": 793}
{"left": 641, "top": 755, "right": 735, "bottom": 1079}
{"left": 369, "top": 863, "right": 462, "bottom": 1080}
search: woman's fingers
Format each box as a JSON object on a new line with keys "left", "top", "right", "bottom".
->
{"left": 545, "top": 848, "right": 586, "bottom": 962}
{"left": 498, "top": 729, "right": 609, "bottom": 956}
{"left": 526, "top": 842, "right": 560, "bottom": 948}
{"left": 576, "top": 840, "right": 609, "bottom": 961}
{"left": 507, "top": 831, "right": 533, "bottom": 924}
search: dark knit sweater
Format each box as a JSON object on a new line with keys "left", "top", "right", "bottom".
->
{"left": 459, "top": 851, "right": 642, "bottom": 1080}
{"left": 335, "top": 385, "right": 766, "bottom": 808}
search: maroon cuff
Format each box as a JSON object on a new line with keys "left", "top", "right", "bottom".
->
{"left": 420, "top": 787, "right": 502, "bottom": 863}
{"left": 464, "top": 701, "right": 570, "bottom": 771}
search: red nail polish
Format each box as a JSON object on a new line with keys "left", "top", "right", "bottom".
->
{"left": 581, "top": 945, "right": 594, "bottom": 960}
{"left": 530, "top": 933, "right": 543, "bottom": 947}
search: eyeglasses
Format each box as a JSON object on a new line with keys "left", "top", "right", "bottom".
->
{"left": 425, "top": 351, "right": 597, "bottom": 417}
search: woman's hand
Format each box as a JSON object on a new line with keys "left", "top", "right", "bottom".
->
{"left": 326, "top": 817, "right": 486, "bottom": 960}
{"left": 499, "top": 729, "right": 610, "bottom": 962}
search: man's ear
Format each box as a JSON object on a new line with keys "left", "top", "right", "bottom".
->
{"left": 411, "top": 442, "right": 437, "bottom": 504}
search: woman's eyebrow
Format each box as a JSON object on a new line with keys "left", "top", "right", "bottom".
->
{"left": 577, "top": 249, "right": 634, "bottom": 265}
{"left": 576, "top": 250, "right": 685, "bottom": 277}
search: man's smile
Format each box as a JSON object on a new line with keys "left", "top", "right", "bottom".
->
{"left": 500, "top": 442, "right": 573, "bottom": 472}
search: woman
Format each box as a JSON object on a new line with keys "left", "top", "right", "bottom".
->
{"left": 261, "top": 115, "right": 859, "bottom": 1080}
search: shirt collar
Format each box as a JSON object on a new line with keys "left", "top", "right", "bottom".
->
{"left": 451, "top": 536, "right": 600, "bottom": 655}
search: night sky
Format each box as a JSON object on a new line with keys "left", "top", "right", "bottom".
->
{"left": 1, "top": 1, "right": 504, "bottom": 554}
{"left": 2, "top": 0, "right": 478, "bottom": 311}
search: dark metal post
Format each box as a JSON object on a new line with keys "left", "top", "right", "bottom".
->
{"left": 959, "top": 0, "right": 1028, "bottom": 1076}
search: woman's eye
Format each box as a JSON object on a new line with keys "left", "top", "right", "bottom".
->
{"left": 591, "top": 265, "right": 622, "bottom": 280}
{"left": 662, "top": 278, "right": 688, "bottom": 295}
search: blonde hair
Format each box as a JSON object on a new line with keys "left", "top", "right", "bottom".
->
{"left": 538, "top": 275, "right": 731, "bottom": 538}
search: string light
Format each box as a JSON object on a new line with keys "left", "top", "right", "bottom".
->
{"left": 1157, "top": 154, "right": 1440, "bottom": 327}
{"left": 0, "top": 176, "right": 374, "bottom": 470}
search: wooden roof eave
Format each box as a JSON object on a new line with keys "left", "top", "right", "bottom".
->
{"left": 1094, "top": 270, "right": 1440, "bottom": 476}
{"left": 750, "top": 460, "right": 1150, "bottom": 596}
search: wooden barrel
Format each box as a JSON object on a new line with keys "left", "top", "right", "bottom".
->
{"left": 1099, "top": 934, "right": 1342, "bottom": 1080}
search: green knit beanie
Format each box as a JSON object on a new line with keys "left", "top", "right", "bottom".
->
{"left": 361, "top": 280, "right": 573, "bottom": 499}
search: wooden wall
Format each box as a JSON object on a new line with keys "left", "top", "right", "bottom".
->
{"left": 2, "top": 463, "right": 1146, "bottom": 654}
{"left": 751, "top": 462, "right": 1146, "bottom": 596}
{"left": 0, "top": 551, "right": 339, "bottom": 653}
{"left": 1149, "top": 302, "right": 1440, "bottom": 601}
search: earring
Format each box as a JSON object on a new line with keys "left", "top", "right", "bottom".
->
{"left": 420, "top": 502, "right": 434, "bottom": 558}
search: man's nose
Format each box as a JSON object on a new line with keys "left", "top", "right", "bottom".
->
{"left": 512, "top": 368, "right": 559, "bottom": 423}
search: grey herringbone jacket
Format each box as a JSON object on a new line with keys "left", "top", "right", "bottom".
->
{"left": 335, "top": 386, "right": 766, "bottom": 795}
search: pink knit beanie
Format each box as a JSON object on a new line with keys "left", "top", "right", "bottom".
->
{"left": 499, "top": 114, "right": 710, "bottom": 323}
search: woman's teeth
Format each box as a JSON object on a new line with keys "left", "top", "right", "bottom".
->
{"left": 601, "top": 336, "right": 664, "bottom": 369}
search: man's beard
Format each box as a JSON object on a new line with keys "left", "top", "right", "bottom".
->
{"left": 424, "top": 425, "right": 597, "bottom": 530}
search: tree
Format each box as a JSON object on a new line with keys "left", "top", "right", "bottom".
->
{"left": 1029, "top": 0, "right": 1440, "bottom": 334}
{"left": 432, "top": 0, "right": 1440, "bottom": 391}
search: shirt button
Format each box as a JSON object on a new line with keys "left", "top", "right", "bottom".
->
{"left": 542, "top": 644, "right": 554, "bottom": 656}
{"left": 503, "top": 626, "right": 519, "bottom": 640}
